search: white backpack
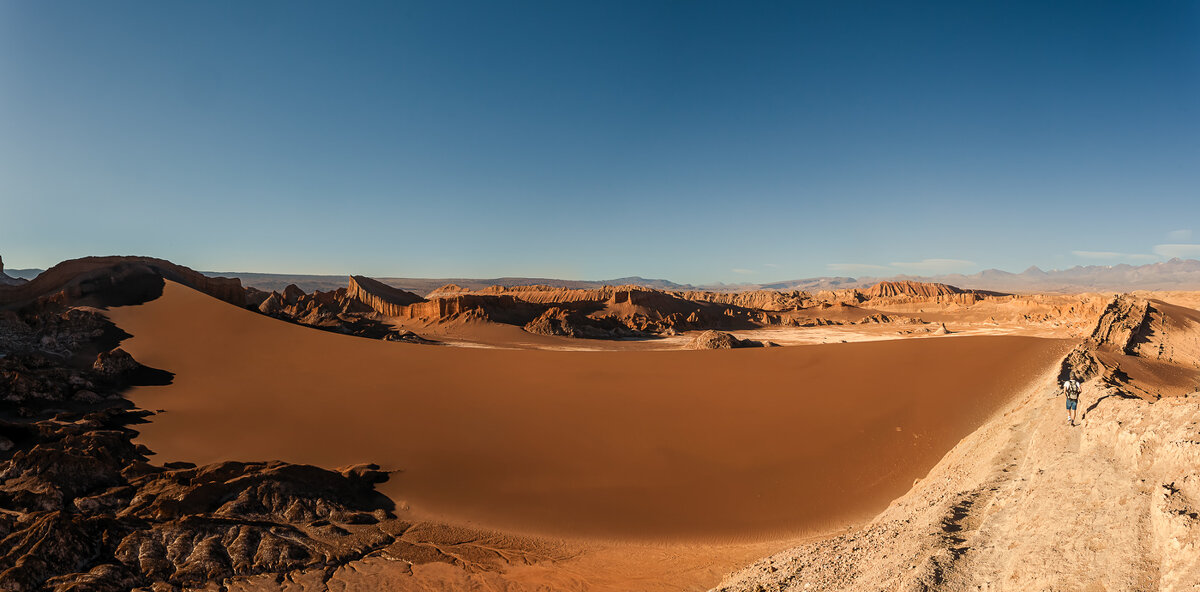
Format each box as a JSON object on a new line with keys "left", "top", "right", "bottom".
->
{"left": 1064, "top": 380, "right": 1081, "bottom": 400}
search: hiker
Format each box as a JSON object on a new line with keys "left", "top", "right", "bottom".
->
{"left": 1062, "top": 378, "right": 1082, "bottom": 426}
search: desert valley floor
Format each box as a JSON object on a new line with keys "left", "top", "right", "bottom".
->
{"left": 1, "top": 257, "right": 1198, "bottom": 591}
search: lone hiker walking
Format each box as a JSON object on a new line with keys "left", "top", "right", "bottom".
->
{"left": 1062, "top": 377, "right": 1082, "bottom": 426}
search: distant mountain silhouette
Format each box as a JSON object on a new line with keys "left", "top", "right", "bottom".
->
{"left": 763, "top": 258, "right": 1200, "bottom": 293}
{"left": 5, "top": 268, "right": 43, "bottom": 281}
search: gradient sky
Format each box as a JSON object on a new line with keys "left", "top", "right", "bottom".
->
{"left": 2, "top": 1, "right": 1198, "bottom": 283}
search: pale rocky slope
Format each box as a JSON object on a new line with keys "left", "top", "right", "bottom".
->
{"left": 714, "top": 297, "right": 1200, "bottom": 592}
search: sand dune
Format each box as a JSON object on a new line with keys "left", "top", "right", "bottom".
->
{"left": 107, "top": 281, "right": 1070, "bottom": 540}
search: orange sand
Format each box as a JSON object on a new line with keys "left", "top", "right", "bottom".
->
{"left": 107, "top": 281, "right": 1071, "bottom": 540}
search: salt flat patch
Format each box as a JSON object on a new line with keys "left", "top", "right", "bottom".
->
{"left": 107, "top": 281, "right": 1071, "bottom": 541}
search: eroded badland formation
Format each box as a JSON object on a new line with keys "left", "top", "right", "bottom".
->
{"left": 1, "top": 255, "right": 1197, "bottom": 591}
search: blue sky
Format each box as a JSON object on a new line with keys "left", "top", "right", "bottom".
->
{"left": 2, "top": 1, "right": 1198, "bottom": 283}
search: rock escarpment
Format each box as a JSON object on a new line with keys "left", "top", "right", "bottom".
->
{"left": 523, "top": 307, "right": 632, "bottom": 339}
{"left": 1057, "top": 295, "right": 1200, "bottom": 397}
{"left": 1087, "top": 295, "right": 1153, "bottom": 354}
{"left": 347, "top": 275, "right": 424, "bottom": 316}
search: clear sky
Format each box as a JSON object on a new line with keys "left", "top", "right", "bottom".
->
{"left": 2, "top": 1, "right": 1198, "bottom": 283}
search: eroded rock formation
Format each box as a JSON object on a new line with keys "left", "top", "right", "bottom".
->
{"left": 264, "top": 274, "right": 1038, "bottom": 343}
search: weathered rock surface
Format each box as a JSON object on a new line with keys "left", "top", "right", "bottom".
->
{"left": 523, "top": 307, "right": 635, "bottom": 339}
{"left": 864, "top": 280, "right": 966, "bottom": 299}
{"left": 347, "top": 275, "right": 424, "bottom": 316}
{"left": 92, "top": 348, "right": 140, "bottom": 376}
{"left": 250, "top": 281, "right": 414, "bottom": 341}
{"left": 688, "top": 330, "right": 765, "bottom": 349}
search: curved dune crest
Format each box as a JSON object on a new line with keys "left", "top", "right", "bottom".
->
{"left": 108, "top": 282, "right": 1070, "bottom": 539}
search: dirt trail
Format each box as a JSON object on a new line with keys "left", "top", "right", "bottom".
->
{"left": 951, "top": 382, "right": 1162, "bottom": 591}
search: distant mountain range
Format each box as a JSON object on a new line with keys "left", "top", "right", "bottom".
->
{"left": 767, "top": 258, "right": 1200, "bottom": 294}
{"left": 9, "top": 258, "right": 1200, "bottom": 295}
{"left": 5, "top": 269, "right": 43, "bottom": 281}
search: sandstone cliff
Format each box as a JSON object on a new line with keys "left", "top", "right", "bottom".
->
{"left": 864, "top": 280, "right": 966, "bottom": 299}
{"left": 347, "top": 275, "right": 424, "bottom": 316}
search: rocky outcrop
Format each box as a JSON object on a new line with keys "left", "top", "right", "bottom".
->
{"left": 282, "top": 283, "right": 305, "bottom": 306}
{"left": 383, "top": 330, "right": 438, "bottom": 344}
{"left": 0, "top": 407, "right": 403, "bottom": 591}
{"left": 523, "top": 307, "right": 633, "bottom": 339}
{"left": 1056, "top": 295, "right": 1200, "bottom": 396}
{"left": 0, "top": 256, "right": 244, "bottom": 309}
{"left": 258, "top": 292, "right": 284, "bottom": 315}
{"left": 688, "top": 330, "right": 767, "bottom": 349}
{"left": 864, "top": 280, "right": 965, "bottom": 299}
{"left": 856, "top": 313, "right": 927, "bottom": 325}
{"left": 92, "top": 348, "right": 140, "bottom": 377}
{"left": 1088, "top": 295, "right": 1153, "bottom": 354}
{"left": 1060, "top": 295, "right": 1162, "bottom": 382}
{"left": 690, "top": 330, "right": 741, "bottom": 349}
{"left": 250, "top": 283, "right": 406, "bottom": 340}
{"left": 347, "top": 276, "right": 425, "bottom": 317}
{"left": 675, "top": 290, "right": 810, "bottom": 312}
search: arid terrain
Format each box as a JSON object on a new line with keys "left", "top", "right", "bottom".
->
{"left": 1, "top": 256, "right": 1198, "bottom": 591}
